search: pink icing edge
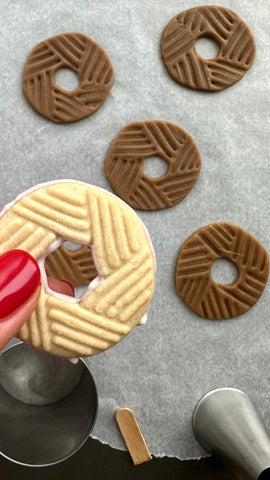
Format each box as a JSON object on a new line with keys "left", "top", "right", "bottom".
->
{"left": 0, "top": 179, "right": 156, "bottom": 322}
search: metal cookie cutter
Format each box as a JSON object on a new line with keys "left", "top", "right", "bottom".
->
{"left": 0, "top": 340, "right": 98, "bottom": 467}
{"left": 192, "top": 387, "right": 270, "bottom": 480}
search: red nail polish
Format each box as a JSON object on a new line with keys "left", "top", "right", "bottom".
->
{"left": 58, "top": 279, "right": 75, "bottom": 296}
{"left": 47, "top": 277, "right": 75, "bottom": 296}
{"left": 0, "top": 250, "right": 41, "bottom": 320}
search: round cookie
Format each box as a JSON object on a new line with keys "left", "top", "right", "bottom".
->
{"left": 161, "top": 6, "right": 255, "bottom": 92}
{"left": 0, "top": 181, "right": 155, "bottom": 357}
{"left": 105, "top": 121, "right": 201, "bottom": 210}
{"left": 175, "top": 222, "right": 269, "bottom": 319}
{"left": 23, "top": 33, "right": 114, "bottom": 123}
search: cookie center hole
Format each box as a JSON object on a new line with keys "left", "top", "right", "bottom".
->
{"left": 73, "top": 284, "right": 89, "bottom": 298}
{"left": 211, "top": 258, "right": 238, "bottom": 285}
{"left": 143, "top": 156, "right": 168, "bottom": 178}
{"left": 195, "top": 36, "right": 220, "bottom": 59}
{"left": 258, "top": 468, "right": 270, "bottom": 480}
{"left": 45, "top": 242, "right": 99, "bottom": 300}
{"left": 55, "top": 68, "right": 80, "bottom": 91}
{"left": 64, "top": 241, "right": 82, "bottom": 251}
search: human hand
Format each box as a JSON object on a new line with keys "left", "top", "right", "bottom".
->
{"left": 0, "top": 250, "right": 74, "bottom": 351}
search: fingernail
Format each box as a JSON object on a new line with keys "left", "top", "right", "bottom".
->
{"left": 58, "top": 279, "right": 75, "bottom": 296}
{"left": 0, "top": 250, "right": 41, "bottom": 320}
{"left": 47, "top": 278, "right": 75, "bottom": 296}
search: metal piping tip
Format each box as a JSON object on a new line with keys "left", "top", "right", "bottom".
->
{"left": 192, "top": 388, "right": 270, "bottom": 480}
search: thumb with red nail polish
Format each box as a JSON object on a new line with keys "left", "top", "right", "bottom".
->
{"left": 0, "top": 250, "right": 76, "bottom": 351}
{"left": 0, "top": 250, "right": 41, "bottom": 351}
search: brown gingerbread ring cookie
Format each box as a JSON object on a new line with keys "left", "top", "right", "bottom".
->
{"left": 105, "top": 121, "right": 201, "bottom": 211}
{"left": 161, "top": 6, "right": 255, "bottom": 91}
{"left": 45, "top": 244, "right": 97, "bottom": 287}
{"left": 175, "top": 223, "right": 269, "bottom": 319}
{"left": 23, "top": 33, "right": 114, "bottom": 123}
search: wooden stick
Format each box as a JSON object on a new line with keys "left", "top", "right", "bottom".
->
{"left": 115, "top": 408, "right": 152, "bottom": 466}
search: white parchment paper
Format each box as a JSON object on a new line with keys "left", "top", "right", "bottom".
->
{"left": 1, "top": 0, "right": 270, "bottom": 459}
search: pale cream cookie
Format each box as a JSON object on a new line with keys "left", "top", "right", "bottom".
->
{"left": 0, "top": 181, "right": 155, "bottom": 357}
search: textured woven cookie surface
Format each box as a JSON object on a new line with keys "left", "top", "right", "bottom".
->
{"left": 46, "top": 244, "right": 96, "bottom": 287}
{"left": 105, "top": 121, "right": 201, "bottom": 210}
{"left": 0, "top": 182, "right": 155, "bottom": 357}
{"left": 23, "top": 33, "right": 114, "bottom": 123}
{"left": 175, "top": 222, "right": 269, "bottom": 319}
{"left": 161, "top": 6, "right": 255, "bottom": 91}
